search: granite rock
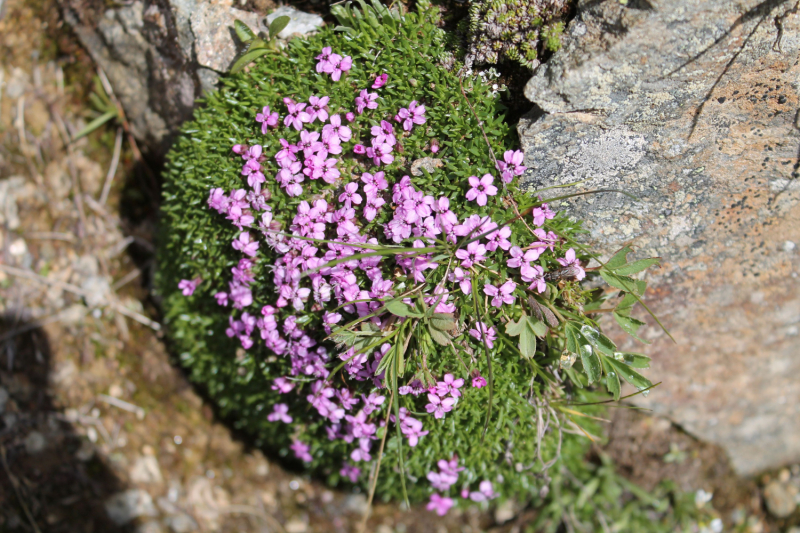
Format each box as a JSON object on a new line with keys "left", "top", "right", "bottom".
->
{"left": 61, "top": 0, "right": 322, "bottom": 157}
{"left": 519, "top": 0, "right": 800, "bottom": 475}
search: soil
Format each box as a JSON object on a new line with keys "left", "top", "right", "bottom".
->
{"left": 1, "top": 0, "right": 798, "bottom": 532}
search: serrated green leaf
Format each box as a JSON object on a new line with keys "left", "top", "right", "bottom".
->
{"left": 268, "top": 15, "right": 291, "bottom": 38}
{"left": 614, "top": 293, "right": 639, "bottom": 317}
{"left": 429, "top": 313, "right": 456, "bottom": 332}
{"left": 590, "top": 330, "right": 617, "bottom": 357}
{"left": 528, "top": 317, "right": 548, "bottom": 338}
{"left": 234, "top": 19, "right": 256, "bottom": 42}
{"left": 429, "top": 325, "right": 451, "bottom": 346}
{"left": 613, "top": 258, "right": 660, "bottom": 276}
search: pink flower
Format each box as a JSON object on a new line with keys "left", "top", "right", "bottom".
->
{"left": 532, "top": 203, "right": 555, "bottom": 226}
{"left": 372, "top": 73, "right": 388, "bottom": 89}
{"left": 214, "top": 291, "right": 228, "bottom": 306}
{"left": 522, "top": 264, "right": 546, "bottom": 293}
{"left": 483, "top": 280, "right": 516, "bottom": 308}
{"left": 208, "top": 188, "right": 228, "bottom": 213}
{"left": 469, "top": 321, "right": 497, "bottom": 349}
{"left": 454, "top": 241, "right": 487, "bottom": 268}
{"left": 178, "top": 278, "right": 201, "bottom": 296}
{"left": 450, "top": 267, "right": 472, "bottom": 294}
{"left": 324, "top": 53, "right": 352, "bottom": 81}
{"left": 426, "top": 494, "right": 454, "bottom": 516}
{"left": 315, "top": 47, "right": 333, "bottom": 73}
{"left": 340, "top": 463, "right": 361, "bottom": 482}
{"left": 232, "top": 231, "right": 259, "bottom": 257}
{"left": 353, "top": 144, "right": 366, "bottom": 154}
{"left": 345, "top": 111, "right": 356, "bottom": 122}
{"left": 430, "top": 139, "right": 440, "bottom": 153}
{"left": 465, "top": 174, "right": 497, "bottom": 206}
{"left": 557, "top": 248, "right": 586, "bottom": 280}
{"left": 496, "top": 149, "right": 527, "bottom": 183}
{"left": 469, "top": 480, "right": 498, "bottom": 502}
{"left": 290, "top": 440, "right": 312, "bottom": 462}
{"left": 271, "top": 377, "right": 295, "bottom": 393}
{"left": 307, "top": 95, "right": 329, "bottom": 123}
{"left": 485, "top": 225, "right": 511, "bottom": 251}
{"left": 267, "top": 403, "right": 293, "bottom": 423}
{"left": 399, "top": 415, "right": 428, "bottom": 446}
{"left": 322, "top": 114, "right": 352, "bottom": 143}
{"left": 255, "top": 105, "right": 279, "bottom": 133}
{"left": 472, "top": 374, "right": 487, "bottom": 388}
{"left": 338, "top": 182, "right": 362, "bottom": 207}
{"left": 355, "top": 89, "right": 379, "bottom": 114}
{"left": 283, "top": 98, "right": 311, "bottom": 130}
{"left": 435, "top": 374, "right": 465, "bottom": 398}
{"left": 425, "top": 393, "right": 456, "bottom": 419}
{"left": 396, "top": 100, "right": 427, "bottom": 131}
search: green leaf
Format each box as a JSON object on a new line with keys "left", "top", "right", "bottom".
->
{"left": 528, "top": 317, "right": 548, "bottom": 338}
{"left": 428, "top": 325, "right": 451, "bottom": 346}
{"left": 603, "top": 356, "right": 653, "bottom": 391}
{"left": 579, "top": 344, "right": 602, "bottom": 384}
{"left": 383, "top": 300, "right": 422, "bottom": 318}
{"left": 613, "top": 313, "right": 650, "bottom": 344}
{"left": 505, "top": 317, "right": 525, "bottom": 336}
{"left": 230, "top": 48, "right": 269, "bottom": 73}
{"left": 233, "top": 19, "right": 256, "bottom": 42}
{"left": 429, "top": 313, "right": 456, "bottom": 332}
{"left": 71, "top": 110, "right": 118, "bottom": 141}
{"left": 607, "top": 370, "right": 621, "bottom": 401}
{"left": 600, "top": 270, "right": 646, "bottom": 296}
{"left": 605, "top": 246, "right": 633, "bottom": 270}
{"left": 615, "top": 352, "right": 651, "bottom": 369}
{"left": 613, "top": 258, "right": 660, "bottom": 276}
{"left": 614, "top": 293, "right": 639, "bottom": 317}
{"left": 519, "top": 321, "right": 537, "bottom": 359}
{"left": 268, "top": 15, "right": 291, "bottom": 38}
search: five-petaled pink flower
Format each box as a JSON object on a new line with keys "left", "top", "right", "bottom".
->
{"left": 496, "top": 149, "right": 527, "bottom": 183}
{"left": 472, "top": 374, "right": 487, "bottom": 388}
{"left": 454, "top": 241, "right": 487, "bottom": 268}
{"left": 426, "top": 494, "right": 454, "bottom": 516}
{"left": 178, "top": 278, "right": 201, "bottom": 296}
{"left": 283, "top": 98, "right": 311, "bottom": 130}
{"left": 483, "top": 280, "right": 516, "bottom": 308}
{"left": 469, "top": 321, "right": 497, "bottom": 349}
{"left": 465, "top": 174, "right": 497, "bottom": 206}
{"left": 232, "top": 231, "right": 259, "bottom": 257}
{"left": 435, "top": 374, "right": 465, "bottom": 398}
{"left": 267, "top": 403, "right": 293, "bottom": 423}
{"left": 256, "top": 105, "right": 279, "bottom": 133}
{"left": 425, "top": 393, "right": 456, "bottom": 419}
{"left": 372, "top": 73, "right": 388, "bottom": 89}
{"left": 355, "top": 89, "right": 379, "bottom": 114}
{"left": 290, "top": 440, "right": 313, "bottom": 462}
{"left": 557, "top": 248, "right": 586, "bottom": 280}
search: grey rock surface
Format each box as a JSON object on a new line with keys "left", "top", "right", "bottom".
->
{"left": 519, "top": 0, "right": 800, "bottom": 475}
{"left": 266, "top": 6, "right": 323, "bottom": 39}
{"left": 61, "top": 0, "right": 323, "bottom": 157}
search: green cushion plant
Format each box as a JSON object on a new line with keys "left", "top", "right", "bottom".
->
{"left": 157, "top": 0, "right": 660, "bottom": 515}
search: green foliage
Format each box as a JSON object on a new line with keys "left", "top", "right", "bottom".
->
{"left": 465, "top": 0, "right": 572, "bottom": 69}
{"left": 230, "top": 16, "right": 291, "bottom": 73}
{"left": 157, "top": 0, "right": 661, "bottom": 515}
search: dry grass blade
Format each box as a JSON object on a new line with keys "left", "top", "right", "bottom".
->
{"left": 1, "top": 445, "right": 44, "bottom": 533}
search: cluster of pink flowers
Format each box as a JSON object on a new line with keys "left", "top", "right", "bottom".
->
{"left": 424, "top": 456, "right": 497, "bottom": 515}
{"left": 177, "top": 47, "right": 584, "bottom": 515}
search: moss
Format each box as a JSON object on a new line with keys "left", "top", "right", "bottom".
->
{"left": 465, "top": 0, "right": 572, "bottom": 69}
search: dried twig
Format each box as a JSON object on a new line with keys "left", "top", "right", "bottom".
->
{"left": 98, "top": 393, "right": 145, "bottom": 420}
{"left": 100, "top": 127, "right": 123, "bottom": 204}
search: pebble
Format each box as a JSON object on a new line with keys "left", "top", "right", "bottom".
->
{"left": 24, "top": 431, "right": 47, "bottom": 454}
{"left": 494, "top": 499, "right": 517, "bottom": 523}
{"left": 343, "top": 494, "right": 368, "bottom": 514}
{"left": 784, "top": 241, "right": 796, "bottom": 252}
{"left": 284, "top": 517, "right": 308, "bottom": 533}
{"left": 130, "top": 455, "right": 164, "bottom": 484}
{"left": 763, "top": 480, "right": 798, "bottom": 518}
{"left": 104, "top": 489, "right": 158, "bottom": 525}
